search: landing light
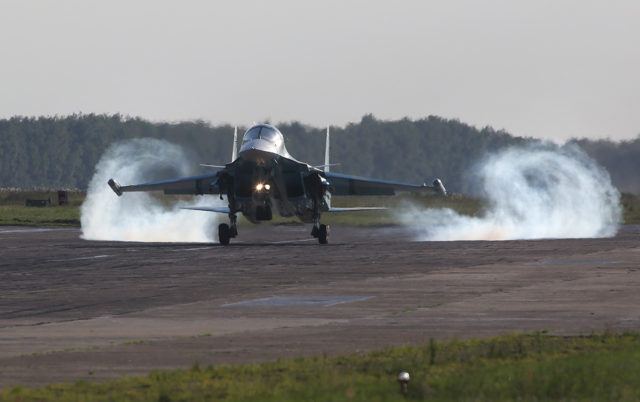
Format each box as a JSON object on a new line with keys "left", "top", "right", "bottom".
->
{"left": 255, "top": 183, "right": 271, "bottom": 192}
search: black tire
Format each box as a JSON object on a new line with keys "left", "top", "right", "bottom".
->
{"left": 218, "top": 223, "right": 231, "bottom": 245}
{"left": 318, "top": 224, "right": 329, "bottom": 244}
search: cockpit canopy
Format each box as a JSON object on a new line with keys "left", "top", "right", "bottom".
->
{"left": 243, "top": 124, "right": 282, "bottom": 144}
{"left": 239, "top": 124, "right": 292, "bottom": 161}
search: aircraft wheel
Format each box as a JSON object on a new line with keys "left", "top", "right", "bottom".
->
{"left": 318, "top": 224, "right": 329, "bottom": 244}
{"left": 218, "top": 223, "right": 231, "bottom": 245}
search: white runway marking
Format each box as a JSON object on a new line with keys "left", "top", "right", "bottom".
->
{"left": 267, "top": 238, "right": 317, "bottom": 244}
{"left": 172, "top": 247, "right": 213, "bottom": 252}
{"left": 49, "top": 255, "right": 111, "bottom": 262}
{"left": 0, "top": 228, "right": 56, "bottom": 233}
{"left": 429, "top": 317, "right": 556, "bottom": 321}
{"left": 223, "top": 296, "right": 374, "bottom": 307}
{"left": 528, "top": 260, "right": 623, "bottom": 265}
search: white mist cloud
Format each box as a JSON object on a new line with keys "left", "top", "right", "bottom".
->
{"left": 81, "top": 138, "right": 222, "bottom": 242}
{"left": 396, "top": 144, "right": 622, "bottom": 241}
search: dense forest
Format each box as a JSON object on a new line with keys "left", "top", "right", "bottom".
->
{"left": 1, "top": 114, "right": 639, "bottom": 193}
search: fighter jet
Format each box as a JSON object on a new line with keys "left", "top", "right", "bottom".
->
{"left": 108, "top": 124, "right": 446, "bottom": 244}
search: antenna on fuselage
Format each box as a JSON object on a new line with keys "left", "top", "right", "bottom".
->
{"left": 231, "top": 126, "right": 238, "bottom": 161}
{"left": 324, "top": 126, "right": 330, "bottom": 172}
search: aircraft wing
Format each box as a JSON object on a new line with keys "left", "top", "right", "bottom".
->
{"left": 108, "top": 172, "right": 222, "bottom": 196}
{"left": 323, "top": 172, "right": 446, "bottom": 196}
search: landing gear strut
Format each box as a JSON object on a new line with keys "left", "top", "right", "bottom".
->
{"left": 229, "top": 213, "right": 238, "bottom": 237}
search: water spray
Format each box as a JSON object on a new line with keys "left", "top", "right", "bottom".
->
{"left": 396, "top": 144, "right": 621, "bottom": 241}
{"left": 81, "top": 138, "right": 221, "bottom": 243}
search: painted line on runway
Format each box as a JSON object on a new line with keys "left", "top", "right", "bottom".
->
{"left": 267, "top": 238, "right": 317, "bottom": 244}
{"left": 49, "top": 255, "right": 111, "bottom": 262}
{"left": 427, "top": 317, "right": 560, "bottom": 321}
{"left": 0, "top": 228, "right": 57, "bottom": 233}
{"left": 223, "top": 296, "right": 374, "bottom": 307}
{"left": 171, "top": 247, "right": 213, "bottom": 252}
{"left": 528, "top": 260, "right": 623, "bottom": 265}
{"left": 0, "top": 227, "right": 80, "bottom": 234}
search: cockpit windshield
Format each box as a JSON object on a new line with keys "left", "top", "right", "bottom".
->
{"left": 243, "top": 125, "right": 280, "bottom": 143}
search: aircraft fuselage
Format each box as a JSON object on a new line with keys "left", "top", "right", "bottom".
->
{"left": 229, "top": 124, "right": 328, "bottom": 224}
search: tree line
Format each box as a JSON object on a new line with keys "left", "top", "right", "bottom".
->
{"left": 1, "top": 113, "right": 638, "bottom": 194}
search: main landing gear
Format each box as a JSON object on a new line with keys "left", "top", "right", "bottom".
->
{"left": 218, "top": 213, "right": 238, "bottom": 245}
{"left": 311, "top": 222, "right": 329, "bottom": 244}
{"left": 218, "top": 223, "right": 231, "bottom": 245}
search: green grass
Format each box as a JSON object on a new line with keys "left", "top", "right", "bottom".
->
{"left": 2, "top": 190, "right": 639, "bottom": 227}
{"left": 0, "top": 204, "right": 80, "bottom": 226}
{"left": 0, "top": 190, "right": 83, "bottom": 226}
{"left": 3, "top": 332, "right": 640, "bottom": 401}
{"left": 621, "top": 193, "right": 640, "bottom": 224}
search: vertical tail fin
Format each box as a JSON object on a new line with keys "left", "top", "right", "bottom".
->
{"left": 231, "top": 126, "right": 238, "bottom": 162}
{"left": 324, "top": 126, "right": 330, "bottom": 172}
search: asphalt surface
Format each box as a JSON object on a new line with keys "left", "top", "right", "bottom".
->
{"left": 1, "top": 224, "right": 639, "bottom": 387}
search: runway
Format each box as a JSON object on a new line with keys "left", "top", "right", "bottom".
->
{"left": 1, "top": 224, "right": 639, "bottom": 387}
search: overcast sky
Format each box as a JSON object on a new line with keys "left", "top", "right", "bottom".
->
{"left": 1, "top": 0, "right": 639, "bottom": 142}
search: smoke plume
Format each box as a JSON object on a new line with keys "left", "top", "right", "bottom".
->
{"left": 396, "top": 144, "right": 621, "bottom": 241}
{"left": 81, "top": 138, "right": 221, "bottom": 242}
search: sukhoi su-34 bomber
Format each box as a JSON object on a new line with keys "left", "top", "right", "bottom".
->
{"left": 108, "top": 124, "right": 446, "bottom": 244}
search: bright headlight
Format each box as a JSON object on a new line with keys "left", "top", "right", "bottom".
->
{"left": 264, "top": 184, "right": 271, "bottom": 191}
{"left": 255, "top": 183, "right": 264, "bottom": 191}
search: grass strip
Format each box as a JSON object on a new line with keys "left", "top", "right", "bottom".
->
{"left": 3, "top": 331, "right": 640, "bottom": 401}
{"left": 2, "top": 190, "right": 639, "bottom": 227}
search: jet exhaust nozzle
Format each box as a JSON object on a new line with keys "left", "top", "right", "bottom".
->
{"left": 108, "top": 178, "right": 123, "bottom": 196}
{"left": 433, "top": 178, "right": 447, "bottom": 196}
